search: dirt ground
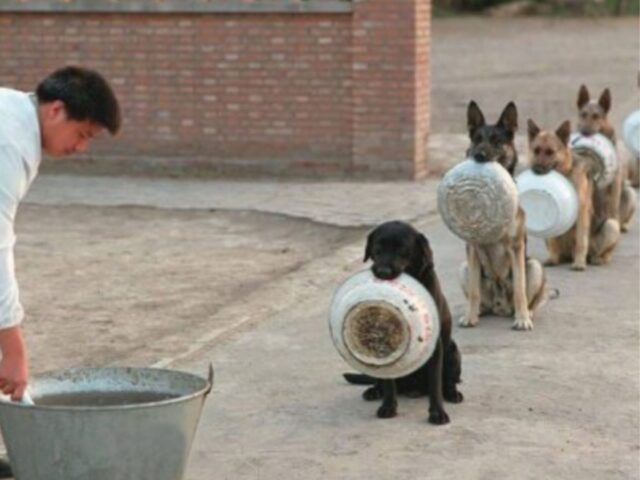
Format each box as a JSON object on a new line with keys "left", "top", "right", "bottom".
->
{"left": 16, "top": 206, "right": 364, "bottom": 373}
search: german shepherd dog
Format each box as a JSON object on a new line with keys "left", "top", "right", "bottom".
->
{"left": 576, "top": 85, "right": 636, "bottom": 232}
{"left": 343, "top": 221, "right": 463, "bottom": 425}
{"left": 527, "top": 119, "right": 621, "bottom": 269}
{"left": 458, "top": 101, "right": 547, "bottom": 331}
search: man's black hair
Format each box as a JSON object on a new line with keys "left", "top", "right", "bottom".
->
{"left": 36, "top": 66, "right": 121, "bottom": 135}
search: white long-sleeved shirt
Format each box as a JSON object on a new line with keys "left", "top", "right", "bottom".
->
{"left": 0, "top": 88, "right": 42, "bottom": 329}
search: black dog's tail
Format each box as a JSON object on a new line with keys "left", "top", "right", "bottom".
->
{"left": 343, "top": 373, "right": 376, "bottom": 385}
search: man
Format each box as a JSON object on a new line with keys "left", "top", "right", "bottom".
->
{"left": 0, "top": 66, "right": 121, "bottom": 477}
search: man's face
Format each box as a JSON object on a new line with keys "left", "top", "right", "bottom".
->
{"left": 40, "top": 100, "right": 104, "bottom": 157}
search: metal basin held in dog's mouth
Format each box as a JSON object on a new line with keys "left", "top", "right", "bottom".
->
{"left": 329, "top": 269, "right": 440, "bottom": 379}
{"left": 570, "top": 133, "right": 618, "bottom": 189}
{"left": 0, "top": 366, "right": 213, "bottom": 480}
{"left": 438, "top": 158, "right": 519, "bottom": 244}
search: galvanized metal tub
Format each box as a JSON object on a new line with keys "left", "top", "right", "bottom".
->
{"left": 0, "top": 366, "right": 213, "bottom": 480}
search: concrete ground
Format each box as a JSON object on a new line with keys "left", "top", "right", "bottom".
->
{"left": 183, "top": 208, "right": 639, "bottom": 480}
{"left": 19, "top": 175, "right": 639, "bottom": 480}
{"left": 7, "top": 16, "right": 640, "bottom": 480}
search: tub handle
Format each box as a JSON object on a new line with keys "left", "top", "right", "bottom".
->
{"left": 0, "top": 388, "right": 34, "bottom": 406}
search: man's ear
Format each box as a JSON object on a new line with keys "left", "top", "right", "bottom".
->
{"left": 46, "top": 99, "right": 66, "bottom": 121}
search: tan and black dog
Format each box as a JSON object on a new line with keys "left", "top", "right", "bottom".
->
{"left": 576, "top": 85, "right": 636, "bottom": 232}
{"left": 527, "top": 119, "right": 620, "bottom": 270}
{"left": 458, "top": 101, "right": 547, "bottom": 331}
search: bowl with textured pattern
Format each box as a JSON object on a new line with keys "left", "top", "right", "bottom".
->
{"left": 438, "top": 159, "right": 519, "bottom": 244}
{"left": 570, "top": 132, "right": 618, "bottom": 189}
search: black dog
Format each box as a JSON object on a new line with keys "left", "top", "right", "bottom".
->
{"left": 343, "top": 221, "right": 463, "bottom": 424}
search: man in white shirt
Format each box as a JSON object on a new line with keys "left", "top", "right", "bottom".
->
{"left": 0, "top": 66, "right": 120, "bottom": 476}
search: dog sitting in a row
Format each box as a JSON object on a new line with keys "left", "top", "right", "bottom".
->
{"left": 341, "top": 103, "right": 542, "bottom": 423}
{"left": 575, "top": 85, "right": 636, "bottom": 234}
{"left": 457, "top": 85, "right": 635, "bottom": 330}
{"left": 458, "top": 101, "right": 547, "bottom": 331}
{"left": 527, "top": 85, "right": 636, "bottom": 270}
{"left": 340, "top": 87, "right": 636, "bottom": 425}
{"left": 340, "top": 103, "right": 550, "bottom": 421}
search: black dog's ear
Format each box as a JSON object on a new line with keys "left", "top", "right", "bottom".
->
{"left": 364, "top": 230, "right": 375, "bottom": 262}
{"left": 417, "top": 234, "right": 434, "bottom": 271}
{"left": 498, "top": 101, "right": 518, "bottom": 134}
{"left": 598, "top": 88, "right": 611, "bottom": 114}
{"left": 577, "top": 84, "right": 590, "bottom": 110}
{"left": 467, "top": 101, "right": 485, "bottom": 138}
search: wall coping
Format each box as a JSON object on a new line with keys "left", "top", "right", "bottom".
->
{"left": 0, "top": 0, "right": 353, "bottom": 14}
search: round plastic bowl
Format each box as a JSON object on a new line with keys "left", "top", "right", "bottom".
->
{"left": 328, "top": 269, "right": 440, "bottom": 379}
{"left": 569, "top": 132, "right": 618, "bottom": 189}
{"left": 438, "top": 159, "right": 519, "bottom": 244}
{"left": 516, "top": 168, "right": 578, "bottom": 238}
{"left": 622, "top": 110, "right": 640, "bottom": 158}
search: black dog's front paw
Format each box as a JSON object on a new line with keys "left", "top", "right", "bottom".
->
{"left": 363, "top": 386, "right": 383, "bottom": 401}
{"left": 428, "top": 408, "right": 450, "bottom": 425}
{"left": 444, "top": 388, "right": 464, "bottom": 404}
{"left": 377, "top": 403, "right": 397, "bottom": 418}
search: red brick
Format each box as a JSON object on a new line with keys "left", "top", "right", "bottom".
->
{"left": 0, "top": 3, "right": 430, "bottom": 179}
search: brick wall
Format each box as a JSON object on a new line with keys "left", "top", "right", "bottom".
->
{"left": 0, "top": 0, "right": 431, "bottom": 179}
{"left": 352, "top": 0, "right": 431, "bottom": 178}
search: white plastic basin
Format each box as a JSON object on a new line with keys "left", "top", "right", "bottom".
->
{"left": 622, "top": 110, "right": 640, "bottom": 157}
{"left": 516, "top": 168, "right": 579, "bottom": 238}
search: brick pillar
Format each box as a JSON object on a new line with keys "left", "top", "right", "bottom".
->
{"left": 351, "top": 0, "right": 431, "bottom": 179}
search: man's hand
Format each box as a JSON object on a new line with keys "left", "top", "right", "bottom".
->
{"left": 0, "top": 326, "right": 28, "bottom": 401}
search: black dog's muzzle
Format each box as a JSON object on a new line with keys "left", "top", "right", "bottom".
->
{"left": 371, "top": 265, "right": 400, "bottom": 280}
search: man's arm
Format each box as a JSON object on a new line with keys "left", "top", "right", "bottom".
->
{"left": 0, "top": 325, "right": 28, "bottom": 400}
{"left": 0, "top": 244, "right": 28, "bottom": 401}
{"left": 0, "top": 146, "right": 29, "bottom": 400}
